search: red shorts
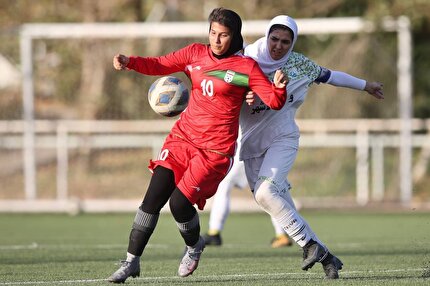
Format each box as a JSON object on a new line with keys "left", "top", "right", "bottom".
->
{"left": 148, "top": 133, "right": 233, "bottom": 210}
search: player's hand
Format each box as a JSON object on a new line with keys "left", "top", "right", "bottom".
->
{"left": 365, "top": 81, "right": 384, "bottom": 99}
{"left": 113, "top": 54, "right": 130, "bottom": 70}
{"left": 273, "top": 69, "right": 288, "bottom": 89}
{"left": 245, "top": 91, "right": 255, "bottom": 105}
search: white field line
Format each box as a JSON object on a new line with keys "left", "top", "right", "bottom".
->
{"left": 0, "top": 268, "right": 426, "bottom": 285}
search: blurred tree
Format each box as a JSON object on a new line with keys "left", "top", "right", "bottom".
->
{"left": 0, "top": 0, "right": 429, "bottom": 198}
{"left": 77, "top": 0, "right": 143, "bottom": 119}
{"left": 0, "top": 0, "right": 429, "bottom": 118}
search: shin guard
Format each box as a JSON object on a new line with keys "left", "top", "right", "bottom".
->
{"left": 127, "top": 208, "right": 159, "bottom": 256}
{"left": 175, "top": 213, "right": 200, "bottom": 246}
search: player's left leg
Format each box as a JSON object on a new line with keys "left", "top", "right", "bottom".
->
{"left": 269, "top": 180, "right": 293, "bottom": 248}
{"left": 169, "top": 188, "right": 205, "bottom": 277}
{"left": 274, "top": 181, "right": 342, "bottom": 277}
{"left": 250, "top": 143, "right": 342, "bottom": 278}
{"left": 254, "top": 176, "right": 334, "bottom": 272}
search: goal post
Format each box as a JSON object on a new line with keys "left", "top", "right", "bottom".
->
{"left": 19, "top": 17, "right": 413, "bottom": 206}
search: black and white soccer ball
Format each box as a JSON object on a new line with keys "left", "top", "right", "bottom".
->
{"left": 148, "top": 76, "right": 189, "bottom": 117}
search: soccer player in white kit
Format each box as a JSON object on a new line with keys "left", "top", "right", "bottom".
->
{"left": 203, "top": 130, "right": 295, "bottom": 248}
{"left": 240, "top": 15, "right": 383, "bottom": 279}
{"left": 203, "top": 136, "right": 293, "bottom": 248}
{"left": 204, "top": 15, "right": 384, "bottom": 257}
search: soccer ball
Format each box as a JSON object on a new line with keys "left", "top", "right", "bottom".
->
{"left": 148, "top": 76, "right": 190, "bottom": 117}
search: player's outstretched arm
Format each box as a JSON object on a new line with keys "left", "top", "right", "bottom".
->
{"left": 113, "top": 54, "right": 130, "bottom": 70}
{"left": 364, "top": 81, "right": 384, "bottom": 99}
{"left": 325, "top": 70, "right": 384, "bottom": 100}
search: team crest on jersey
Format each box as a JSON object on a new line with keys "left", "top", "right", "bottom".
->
{"left": 224, "top": 70, "right": 235, "bottom": 83}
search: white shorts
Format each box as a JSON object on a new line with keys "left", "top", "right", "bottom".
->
{"left": 243, "top": 137, "right": 298, "bottom": 191}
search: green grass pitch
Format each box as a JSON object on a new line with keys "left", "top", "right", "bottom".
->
{"left": 0, "top": 211, "right": 429, "bottom": 285}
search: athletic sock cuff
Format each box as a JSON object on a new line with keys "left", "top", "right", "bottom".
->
{"left": 176, "top": 213, "right": 199, "bottom": 232}
{"left": 133, "top": 209, "right": 159, "bottom": 231}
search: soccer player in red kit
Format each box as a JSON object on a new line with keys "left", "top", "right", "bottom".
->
{"left": 108, "top": 8, "right": 287, "bottom": 283}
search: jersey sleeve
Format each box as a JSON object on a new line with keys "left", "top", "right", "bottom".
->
{"left": 315, "top": 66, "right": 331, "bottom": 83}
{"left": 126, "top": 44, "right": 195, "bottom": 75}
{"left": 248, "top": 62, "right": 286, "bottom": 110}
{"left": 297, "top": 54, "right": 322, "bottom": 85}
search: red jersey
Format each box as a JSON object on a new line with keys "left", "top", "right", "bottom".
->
{"left": 127, "top": 43, "right": 286, "bottom": 156}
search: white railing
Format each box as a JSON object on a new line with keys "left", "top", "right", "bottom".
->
{"left": 1, "top": 118, "right": 429, "bottom": 213}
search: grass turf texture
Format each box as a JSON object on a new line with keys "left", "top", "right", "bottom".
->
{"left": 0, "top": 211, "right": 429, "bottom": 285}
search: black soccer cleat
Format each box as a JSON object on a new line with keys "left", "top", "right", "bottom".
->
{"left": 202, "top": 233, "right": 222, "bottom": 246}
{"left": 301, "top": 240, "right": 328, "bottom": 271}
{"left": 322, "top": 253, "right": 343, "bottom": 279}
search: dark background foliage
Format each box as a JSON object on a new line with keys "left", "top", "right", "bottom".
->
{"left": 0, "top": 0, "right": 428, "bottom": 120}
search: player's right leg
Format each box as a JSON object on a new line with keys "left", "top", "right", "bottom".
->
{"left": 108, "top": 166, "right": 176, "bottom": 283}
{"left": 203, "top": 160, "right": 246, "bottom": 246}
{"left": 203, "top": 176, "right": 232, "bottom": 246}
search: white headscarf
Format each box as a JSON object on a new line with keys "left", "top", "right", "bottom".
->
{"left": 244, "top": 15, "right": 298, "bottom": 74}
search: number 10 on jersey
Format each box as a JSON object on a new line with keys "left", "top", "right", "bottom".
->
{"left": 201, "top": 79, "right": 214, "bottom": 97}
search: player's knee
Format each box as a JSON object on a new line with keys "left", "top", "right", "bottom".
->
{"left": 169, "top": 188, "right": 196, "bottom": 223}
{"left": 253, "top": 178, "right": 277, "bottom": 210}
